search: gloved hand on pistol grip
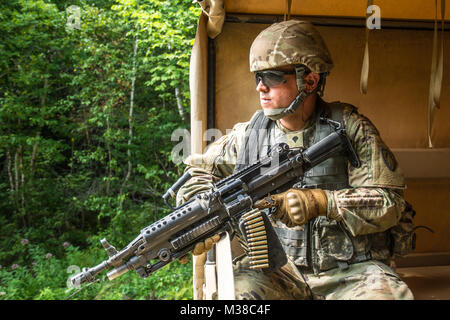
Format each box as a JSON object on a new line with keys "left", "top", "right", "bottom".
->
{"left": 254, "top": 188, "right": 328, "bottom": 227}
{"left": 178, "top": 234, "right": 221, "bottom": 264}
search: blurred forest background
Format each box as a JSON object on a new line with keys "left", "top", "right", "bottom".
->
{"left": 0, "top": 0, "right": 200, "bottom": 299}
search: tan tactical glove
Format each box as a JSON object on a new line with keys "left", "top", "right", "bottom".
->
{"left": 254, "top": 188, "right": 328, "bottom": 227}
{"left": 178, "top": 234, "right": 221, "bottom": 264}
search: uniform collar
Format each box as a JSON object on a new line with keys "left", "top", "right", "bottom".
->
{"left": 275, "top": 96, "right": 326, "bottom": 133}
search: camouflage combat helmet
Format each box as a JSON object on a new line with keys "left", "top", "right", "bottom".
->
{"left": 249, "top": 20, "right": 334, "bottom": 74}
{"left": 250, "top": 20, "right": 334, "bottom": 120}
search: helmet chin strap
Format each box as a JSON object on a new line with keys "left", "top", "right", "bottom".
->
{"left": 262, "top": 90, "right": 309, "bottom": 121}
{"left": 262, "top": 65, "right": 319, "bottom": 121}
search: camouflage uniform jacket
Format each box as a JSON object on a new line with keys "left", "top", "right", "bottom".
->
{"left": 177, "top": 97, "right": 406, "bottom": 272}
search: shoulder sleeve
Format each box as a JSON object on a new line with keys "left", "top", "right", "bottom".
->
{"left": 176, "top": 121, "right": 249, "bottom": 205}
{"left": 344, "top": 109, "right": 405, "bottom": 189}
{"left": 182, "top": 121, "right": 249, "bottom": 178}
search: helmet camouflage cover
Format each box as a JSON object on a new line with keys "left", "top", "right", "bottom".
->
{"left": 250, "top": 20, "right": 334, "bottom": 74}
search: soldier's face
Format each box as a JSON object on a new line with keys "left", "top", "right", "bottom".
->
{"left": 256, "top": 66, "right": 298, "bottom": 110}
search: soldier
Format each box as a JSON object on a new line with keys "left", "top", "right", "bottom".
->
{"left": 177, "top": 20, "right": 414, "bottom": 300}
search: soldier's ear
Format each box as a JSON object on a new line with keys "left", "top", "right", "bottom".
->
{"left": 304, "top": 72, "right": 321, "bottom": 93}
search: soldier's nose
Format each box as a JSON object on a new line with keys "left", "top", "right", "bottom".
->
{"left": 256, "top": 80, "right": 269, "bottom": 93}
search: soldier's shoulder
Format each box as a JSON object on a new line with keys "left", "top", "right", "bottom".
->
{"left": 228, "top": 110, "right": 265, "bottom": 136}
{"left": 325, "top": 100, "right": 357, "bottom": 121}
{"left": 327, "top": 100, "right": 358, "bottom": 113}
{"left": 230, "top": 120, "right": 251, "bottom": 135}
{"left": 325, "top": 100, "right": 381, "bottom": 138}
{"left": 325, "top": 100, "right": 359, "bottom": 126}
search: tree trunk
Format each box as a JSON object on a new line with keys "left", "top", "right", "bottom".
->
{"left": 120, "top": 34, "right": 138, "bottom": 207}
{"left": 19, "top": 148, "right": 25, "bottom": 216}
{"left": 106, "top": 114, "right": 112, "bottom": 195}
{"left": 14, "top": 148, "right": 19, "bottom": 196}
{"left": 14, "top": 146, "right": 27, "bottom": 227}
{"left": 30, "top": 77, "right": 47, "bottom": 178}
{"left": 6, "top": 149, "right": 14, "bottom": 193}
{"left": 30, "top": 132, "right": 40, "bottom": 178}
{"left": 175, "top": 86, "right": 188, "bottom": 123}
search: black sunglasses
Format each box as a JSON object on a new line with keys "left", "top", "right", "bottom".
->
{"left": 254, "top": 70, "right": 296, "bottom": 87}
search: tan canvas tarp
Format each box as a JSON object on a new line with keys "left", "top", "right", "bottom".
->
{"left": 224, "top": 0, "right": 450, "bottom": 20}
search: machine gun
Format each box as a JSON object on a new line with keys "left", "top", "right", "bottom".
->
{"left": 70, "top": 126, "right": 359, "bottom": 288}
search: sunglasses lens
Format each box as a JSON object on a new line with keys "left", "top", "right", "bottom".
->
{"left": 255, "top": 71, "right": 289, "bottom": 87}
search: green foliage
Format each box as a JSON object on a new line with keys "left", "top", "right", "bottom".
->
{"left": 0, "top": 243, "right": 193, "bottom": 300}
{"left": 0, "top": 0, "right": 201, "bottom": 299}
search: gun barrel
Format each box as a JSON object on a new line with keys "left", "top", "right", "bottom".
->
{"left": 71, "top": 260, "right": 110, "bottom": 287}
{"left": 70, "top": 271, "right": 89, "bottom": 287}
{"left": 107, "top": 264, "right": 129, "bottom": 281}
